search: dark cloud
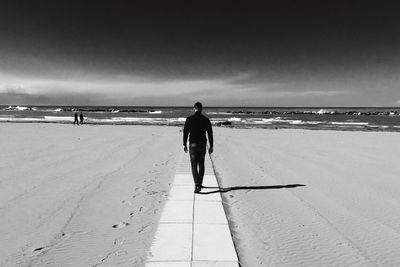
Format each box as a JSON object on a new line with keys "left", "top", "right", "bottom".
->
{"left": 1, "top": 1, "right": 399, "bottom": 76}
{"left": 1, "top": 1, "right": 400, "bottom": 105}
{"left": 0, "top": 88, "right": 101, "bottom": 106}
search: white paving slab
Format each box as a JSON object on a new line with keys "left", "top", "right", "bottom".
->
{"left": 195, "top": 191, "right": 222, "bottom": 201}
{"left": 193, "top": 224, "right": 237, "bottom": 261}
{"left": 160, "top": 200, "right": 194, "bottom": 223}
{"left": 173, "top": 174, "right": 194, "bottom": 185}
{"left": 146, "top": 153, "right": 238, "bottom": 266}
{"left": 192, "top": 261, "right": 239, "bottom": 267}
{"left": 146, "top": 262, "right": 191, "bottom": 267}
{"left": 194, "top": 201, "right": 228, "bottom": 224}
{"left": 147, "top": 223, "right": 192, "bottom": 262}
{"left": 168, "top": 185, "right": 194, "bottom": 201}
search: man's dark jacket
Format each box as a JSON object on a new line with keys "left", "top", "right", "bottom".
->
{"left": 183, "top": 112, "right": 213, "bottom": 147}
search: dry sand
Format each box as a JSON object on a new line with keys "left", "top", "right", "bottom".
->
{"left": 211, "top": 128, "right": 400, "bottom": 266}
{"left": 1, "top": 124, "right": 400, "bottom": 266}
{"left": 0, "top": 124, "right": 180, "bottom": 266}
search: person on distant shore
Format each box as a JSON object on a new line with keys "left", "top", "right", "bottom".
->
{"left": 79, "top": 112, "right": 84, "bottom": 125}
{"left": 74, "top": 112, "right": 79, "bottom": 125}
{"left": 183, "top": 102, "right": 213, "bottom": 193}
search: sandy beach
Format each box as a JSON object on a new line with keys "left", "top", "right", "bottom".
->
{"left": 0, "top": 124, "right": 181, "bottom": 266}
{"left": 1, "top": 123, "right": 400, "bottom": 266}
{"left": 212, "top": 128, "right": 400, "bottom": 266}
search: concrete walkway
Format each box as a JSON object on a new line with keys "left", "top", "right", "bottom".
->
{"left": 146, "top": 153, "right": 239, "bottom": 266}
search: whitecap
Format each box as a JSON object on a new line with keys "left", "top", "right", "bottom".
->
{"left": 5, "top": 105, "right": 30, "bottom": 111}
{"left": 207, "top": 112, "right": 233, "bottom": 115}
{"left": 16, "top": 106, "right": 29, "bottom": 111}
{"left": 331, "top": 122, "right": 369, "bottom": 125}
{"left": 289, "top": 120, "right": 303, "bottom": 124}
{"left": 149, "top": 110, "right": 162, "bottom": 114}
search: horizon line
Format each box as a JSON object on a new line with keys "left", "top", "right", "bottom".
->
{"left": 1, "top": 104, "right": 400, "bottom": 109}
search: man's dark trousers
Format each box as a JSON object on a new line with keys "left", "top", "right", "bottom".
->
{"left": 189, "top": 143, "right": 206, "bottom": 186}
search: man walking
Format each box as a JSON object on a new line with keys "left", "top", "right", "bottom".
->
{"left": 183, "top": 102, "right": 213, "bottom": 193}
{"left": 79, "top": 112, "right": 84, "bottom": 125}
{"left": 74, "top": 112, "right": 79, "bottom": 125}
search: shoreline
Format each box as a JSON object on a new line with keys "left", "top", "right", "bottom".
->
{"left": 1, "top": 120, "right": 400, "bottom": 133}
{"left": 2, "top": 105, "right": 400, "bottom": 132}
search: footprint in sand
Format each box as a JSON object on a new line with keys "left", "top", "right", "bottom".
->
{"left": 121, "top": 200, "right": 133, "bottom": 206}
{"left": 115, "top": 250, "right": 128, "bottom": 256}
{"left": 139, "top": 206, "right": 149, "bottom": 213}
{"left": 112, "top": 222, "right": 130, "bottom": 229}
{"left": 32, "top": 246, "right": 51, "bottom": 255}
{"left": 132, "top": 189, "right": 146, "bottom": 198}
{"left": 138, "top": 225, "right": 151, "bottom": 233}
{"left": 60, "top": 232, "right": 73, "bottom": 240}
{"left": 114, "top": 237, "right": 126, "bottom": 245}
{"left": 229, "top": 200, "right": 239, "bottom": 205}
{"left": 59, "top": 231, "right": 88, "bottom": 242}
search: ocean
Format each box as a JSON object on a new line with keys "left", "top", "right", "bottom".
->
{"left": 1, "top": 105, "right": 400, "bottom": 132}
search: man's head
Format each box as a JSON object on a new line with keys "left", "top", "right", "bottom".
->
{"left": 194, "top": 102, "right": 203, "bottom": 112}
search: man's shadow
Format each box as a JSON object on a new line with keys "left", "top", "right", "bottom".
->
{"left": 199, "top": 184, "right": 305, "bottom": 194}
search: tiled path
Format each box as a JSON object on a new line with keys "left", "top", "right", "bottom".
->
{"left": 146, "top": 153, "right": 239, "bottom": 266}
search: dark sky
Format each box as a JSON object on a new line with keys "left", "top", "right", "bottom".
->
{"left": 1, "top": 0, "right": 400, "bottom": 106}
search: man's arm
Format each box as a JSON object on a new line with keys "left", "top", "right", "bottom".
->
{"left": 183, "top": 118, "right": 189, "bottom": 152}
{"left": 207, "top": 119, "right": 213, "bottom": 154}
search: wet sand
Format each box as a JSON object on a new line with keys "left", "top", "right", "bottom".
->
{"left": 1, "top": 124, "right": 400, "bottom": 266}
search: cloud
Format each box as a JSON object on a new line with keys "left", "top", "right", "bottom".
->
{"left": 1, "top": 70, "right": 252, "bottom": 97}
{"left": 0, "top": 88, "right": 104, "bottom": 106}
{"left": 0, "top": 84, "right": 26, "bottom": 94}
{"left": 0, "top": 71, "right": 254, "bottom": 105}
{"left": 0, "top": 73, "right": 356, "bottom": 106}
{"left": 266, "top": 90, "right": 351, "bottom": 98}
{"left": 2, "top": 69, "right": 396, "bottom": 106}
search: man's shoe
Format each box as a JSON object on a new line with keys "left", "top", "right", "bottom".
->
{"left": 194, "top": 184, "right": 201, "bottom": 193}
